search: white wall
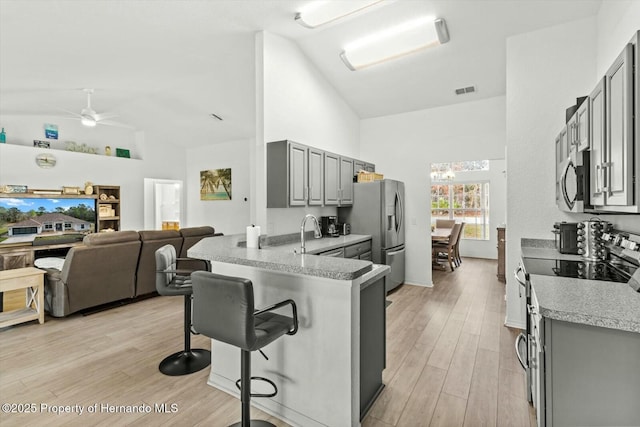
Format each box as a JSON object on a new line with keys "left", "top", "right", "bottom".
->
{"left": 596, "top": 1, "right": 640, "bottom": 77}
{"left": 0, "top": 134, "right": 186, "bottom": 231}
{"left": 505, "top": 17, "right": 597, "bottom": 328}
{"left": 185, "top": 139, "right": 251, "bottom": 234}
{"left": 256, "top": 31, "right": 361, "bottom": 236}
{"left": 360, "top": 96, "right": 507, "bottom": 287}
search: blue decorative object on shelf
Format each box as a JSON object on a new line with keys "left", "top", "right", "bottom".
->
{"left": 0, "top": 128, "right": 6, "bottom": 143}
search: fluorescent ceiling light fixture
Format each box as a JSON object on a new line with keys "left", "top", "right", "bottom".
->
{"left": 340, "top": 16, "right": 449, "bottom": 71}
{"left": 295, "top": 0, "right": 384, "bottom": 29}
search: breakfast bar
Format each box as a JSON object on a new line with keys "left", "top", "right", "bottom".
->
{"left": 188, "top": 234, "right": 390, "bottom": 427}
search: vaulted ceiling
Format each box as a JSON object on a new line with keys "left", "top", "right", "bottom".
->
{"left": 0, "top": 0, "right": 602, "bottom": 147}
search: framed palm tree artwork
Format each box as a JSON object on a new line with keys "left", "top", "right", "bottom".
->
{"left": 200, "top": 168, "right": 232, "bottom": 200}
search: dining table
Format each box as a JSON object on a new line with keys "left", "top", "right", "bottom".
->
{"left": 431, "top": 227, "right": 453, "bottom": 242}
{"left": 431, "top": 227, "right": 453, "bottom": 270}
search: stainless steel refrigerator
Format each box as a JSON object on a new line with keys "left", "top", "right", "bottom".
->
{"left": 339, "top": 179, "right": 405, "bottom": 293}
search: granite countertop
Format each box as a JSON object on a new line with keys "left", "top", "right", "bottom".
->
{"left": 188, "top": 233, "right": 375, "bottom": 281}
{"left": 260, "top": 234, "right": 372, "bottom": 255}
{"left": 521, "top": 238, "right": 640, "bottom": 334}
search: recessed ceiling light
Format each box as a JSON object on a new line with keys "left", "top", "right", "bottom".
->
{"left": 295, "top": 0, "right": 384, "bottom": 29}
{"left": 340, "top": 16, "right": 450, "bottom": 71}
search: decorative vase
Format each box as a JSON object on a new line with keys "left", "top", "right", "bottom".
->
{"left": 105, "top": 145, "right": 112, "bottom": 156}
{"left": 84, "top": 182, "right": 93, "bottom": 195}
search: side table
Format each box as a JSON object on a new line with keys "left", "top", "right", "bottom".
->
{"left": 0, "top": 267, "right": 45, "bottom": 328}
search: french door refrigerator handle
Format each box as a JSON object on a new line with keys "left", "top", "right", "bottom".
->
{"left": 386, "top": 247, "right": 405, "bottom": 257}
{"left": 395, "top": 192, "right": 403, "bottom": 232}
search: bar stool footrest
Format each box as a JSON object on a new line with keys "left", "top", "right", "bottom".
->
{"left": 235, "top": 376, "right": 278, "bottom": 398}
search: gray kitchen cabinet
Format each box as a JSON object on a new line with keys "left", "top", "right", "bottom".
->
{"left": 267, "top": 140, "right": 307, "bottom": 208}
{"left": 344, "top": 240, "right": 372, "bottom": 259}
{"left": 268, "top": 140, "right": 375, "bottom": 208}
{"left": 316, "top": 247, "right": 344, "bottom": 258}
{"left": 324, "top": 152, "right": 340, "bottom": 205}
{"left": 339, "top": 157, "right": 354, "bottom": 205}
{"left": 530, "top": 286, "right": 640, "bottom": 427}
{"left": 566, "top": 112, "right": 578, "bottom": 154}
{"left": 575, "top": 98, "right": 589, "bottom": 152}
{"left": 589, "top": 78, "right": 606, "bottom": 206}
{"left": 603, "top": 42, "right": 634, "bottom": 207}
{"left": 589, "top": 32, "right": 639, "bottom": 212}
{"left": 354, "top": 160, "right": 366, "bottom": 175}
{"left": 324, "top": 153, "right": 354, "bottom": 206}
{"left": 308, "top": 147, "right": 324, "bottom": 206}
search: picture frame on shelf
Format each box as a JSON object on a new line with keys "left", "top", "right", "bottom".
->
{"left": 62, "top": 186, "right": 81, "bottom": 195}
{"left": 1, "top": 185, "right": 28, "bottom": 194}
{"left": 116, "top": 148, "right": 130, "bottom": 158}
{"left": 44, "top": 123, "right": 58, "bottom": 140}
{"left": 33, "top": 140, "right": 50, "bottom": 148}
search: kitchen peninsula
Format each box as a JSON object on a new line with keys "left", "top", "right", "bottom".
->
{"left": 188, "top": 233, "right": 390, "bottom": 427}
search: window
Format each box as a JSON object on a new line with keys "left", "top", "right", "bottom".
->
{"left": 44, "top": 223, "right": 53, "bottom": 230}
{"left": 431, "top": 161, "right": 490, "bottom": 240}
{"left": 64, "top": 222, "right": 72, "bottom": 229}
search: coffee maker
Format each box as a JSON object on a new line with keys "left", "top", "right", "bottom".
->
{"left": 321, "top": 216, "right": 339, "bottom": 237}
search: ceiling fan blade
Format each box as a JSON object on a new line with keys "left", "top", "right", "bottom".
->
{"left": 94, "top": 112, "right": 119, "bottom": 121}
{"left": 98, "top": 119, "right": 135, "bottom": 129}
{"left": 56, "top": 108, "right": 82, "bottom": 118}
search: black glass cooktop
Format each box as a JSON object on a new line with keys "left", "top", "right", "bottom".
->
{"left": 523, "top": 258, "right": 632, "bottom": 283}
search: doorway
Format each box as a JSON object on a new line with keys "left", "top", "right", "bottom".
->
{"left": 143, "top": 178, "right": 184, "bottom": 230}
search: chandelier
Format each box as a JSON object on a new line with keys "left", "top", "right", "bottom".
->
{"left": 430, "top": 169, "right": 455, "bottom": 182}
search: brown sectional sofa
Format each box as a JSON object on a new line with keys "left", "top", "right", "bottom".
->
{"left": 43, "top": 226, "right": 220, "bottom": 317}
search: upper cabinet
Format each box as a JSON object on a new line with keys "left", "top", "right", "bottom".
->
{"left": 589, "top": 78, "right": 606, "bottom": 207}
{"left": 575, "top": 98, "right": 590, "bottom": 152}
{"left": 324, "top": 153, "right": 354, "bottom": 206}
{"left": 267, "top": 140, "right": 373, "bottom": 208}
{"left": 308, "top": 147, "right": 324, "bottom": 206}
{"left": 589, "top": 32, "right": 639, "bottom": 213}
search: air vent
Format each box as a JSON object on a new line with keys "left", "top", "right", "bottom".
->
{"left": 209, "top": 113, "right": 223, "bottom": 121}
{"left": 455, "top": 86, "right": 476, "bottom": 95}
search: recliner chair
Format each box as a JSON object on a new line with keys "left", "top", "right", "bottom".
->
{"left": 155, "top": 244, "right": 211, "bottom": 376}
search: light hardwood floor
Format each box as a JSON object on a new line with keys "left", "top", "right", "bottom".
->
{"left": 0, "top": 258, "right": 535, "bottom": 426}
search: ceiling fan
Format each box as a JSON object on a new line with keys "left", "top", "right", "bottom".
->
{"left": 61, "top": 88, "right": 133, "bottom": 129}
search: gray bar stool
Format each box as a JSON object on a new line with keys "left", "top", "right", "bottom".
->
{"left": 155, "top": 244, "right": 211, "bottom": 376}
{"left": 191, "top": 271, "right": 298, "bottom": 427}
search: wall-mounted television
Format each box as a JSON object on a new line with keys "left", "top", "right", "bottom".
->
{"left": 0, "top": 196, "right": 97, "bottom": 246}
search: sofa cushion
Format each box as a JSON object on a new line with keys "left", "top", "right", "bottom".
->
{"left": 56, "top": 236, "right": 142, "bottom": 317}
{"left": 179, "top": 226, "right": 216, "bottom": 272}
{"left": 136, "top": 230, "right": 183, "bottom": 296}
{"left": 83, "top": 230, "right": 141, "bottom": 246}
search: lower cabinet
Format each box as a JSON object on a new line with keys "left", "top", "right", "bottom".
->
{"left": 316, "top": 240, "right": 373, "bottom": 260}
{"left": 359, "top": 275, "right": 385, "bottom": 419}
{"left": 345, "top": 240, "right": 372, "bottom": 259}
{"left": 531, "top": 287, "right": 640, "bottom": 427}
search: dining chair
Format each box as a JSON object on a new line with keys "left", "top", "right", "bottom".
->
{"left": 435, "top": 219, "right": 455, "bottom": 229}
{"left": 454, "top": 222, "right": 465, "bottom": 267}
{"left": 432, "top": 222, "right": 462, "bottom": 271}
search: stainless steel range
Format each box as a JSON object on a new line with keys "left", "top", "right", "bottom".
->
{"left": 514, "top": 228, "right": 640, "bottom": 404}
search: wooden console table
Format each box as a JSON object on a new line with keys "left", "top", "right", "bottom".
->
{"left": 0, "top": 267, "right": 45, "bottom": 328}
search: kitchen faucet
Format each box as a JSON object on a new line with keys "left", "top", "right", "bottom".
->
{"left": 300, "top": 214, "right": 322, "bottom": 254}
